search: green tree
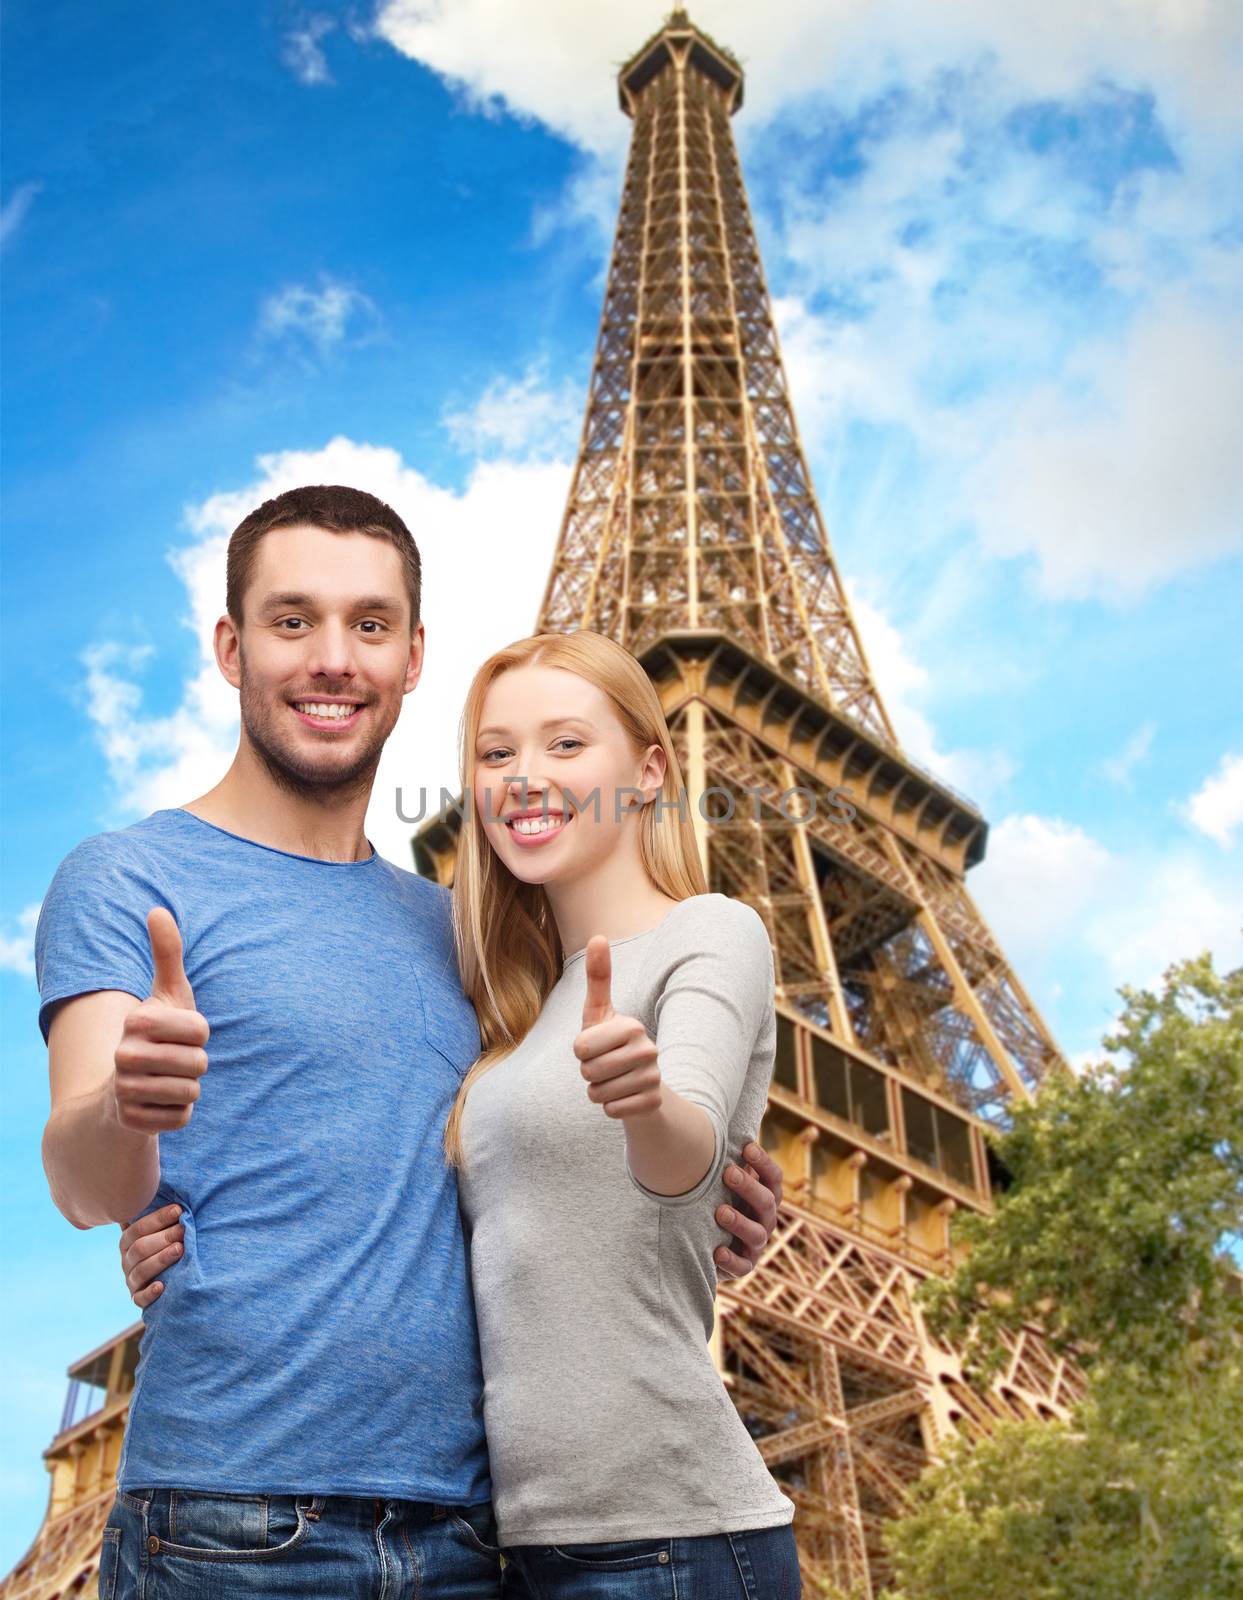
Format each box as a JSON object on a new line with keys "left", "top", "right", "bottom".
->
{"left": 882, "top": 951, "right": 1243, "bottom": 1599}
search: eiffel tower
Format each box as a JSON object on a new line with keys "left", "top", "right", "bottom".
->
{"left": 1, "top": 11, "right": 1080, "bottom": 1600}
{"left": 413, "top": 9, "right": 1080, "bottom": 1596}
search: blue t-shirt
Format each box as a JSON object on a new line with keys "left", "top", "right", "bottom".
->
{"left": 34, "top": 806, "right": 491, "bottom": 1502}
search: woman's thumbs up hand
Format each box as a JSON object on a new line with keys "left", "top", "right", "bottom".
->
{"left": 573, "top": 937, "right": 663, "bottom": 1120}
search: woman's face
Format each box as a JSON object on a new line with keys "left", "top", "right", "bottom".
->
{"left": 473, "top": 663, "right": 665, "bottom": 888}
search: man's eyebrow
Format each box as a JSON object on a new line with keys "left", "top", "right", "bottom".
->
{"left": 256, "top": 592, "right": 404, "bottom": 613}
{"left": 477, "top": 716, "right": 597, "bottom": 739}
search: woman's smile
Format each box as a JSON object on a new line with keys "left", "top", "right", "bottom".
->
{"left": 503, "top": 809, "right": 573, "bottom": 848}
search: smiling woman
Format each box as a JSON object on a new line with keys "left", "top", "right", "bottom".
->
{"left": 433, "top": 626, "right": 800, "bottom": 1590}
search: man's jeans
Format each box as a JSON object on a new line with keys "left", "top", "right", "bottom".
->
{"left": 100, "top": 1487, "right": 505, "bottom": 1599}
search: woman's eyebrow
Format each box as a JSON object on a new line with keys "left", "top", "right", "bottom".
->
{"left": 477, "top": 716, "right": 597, "bottom": 739}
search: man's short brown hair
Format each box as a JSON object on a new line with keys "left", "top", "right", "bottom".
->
{"left": 225, "top": 485, "right": 421, "bottom": 630}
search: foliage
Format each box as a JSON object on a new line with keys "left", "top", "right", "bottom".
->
{"left": 919, "top": 951, "right": 1243, "bottom": 1383}
{"left": 880, "top": 952, "right": 1243, "bottom": 1599}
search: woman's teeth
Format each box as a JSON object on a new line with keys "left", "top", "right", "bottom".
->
{"left": 510, "top": 816, "right": 565, "bottom": 835}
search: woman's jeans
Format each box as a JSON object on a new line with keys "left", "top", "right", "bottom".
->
{"left": 100, "top": 1487, "right": 506, "bottom": 1598}
{"left": 498, "top": 1523, "right": 802, "bottom": 1599}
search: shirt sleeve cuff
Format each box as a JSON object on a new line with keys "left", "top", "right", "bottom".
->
{"left": 623, "top": 1104, "right": 727, "bottom": 1207}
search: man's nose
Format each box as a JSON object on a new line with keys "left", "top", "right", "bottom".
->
{"left": 304, "top": 618, "right": 356, "bottom": 678}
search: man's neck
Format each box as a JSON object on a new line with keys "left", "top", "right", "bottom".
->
{"left": 182, "top": 752, "right": 375, "bottom": 864}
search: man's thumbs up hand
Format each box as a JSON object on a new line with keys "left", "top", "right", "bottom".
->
{"left": 147, "top": 907, "right": 196, "bottom": 1010}
{"left": 573, "top": 937, "right": 663, "bottom": 1120}
{"left": 110, "top": 909, "right": 210, "bottom": 1135}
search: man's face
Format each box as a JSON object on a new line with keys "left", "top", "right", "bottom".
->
{"left": 221, "top": 523, "right": 422, "bottom": 796}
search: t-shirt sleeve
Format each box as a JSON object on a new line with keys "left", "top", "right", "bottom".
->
{"left": 625, "top": 897, "right": 775, "bottom": 1207}
{"left": 34, "top": 834, "right": 167, "bottom": 1045}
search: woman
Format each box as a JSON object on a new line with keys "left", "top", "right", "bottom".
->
{"left": 121, "top": 629, "right": 801, "bottom": 1598}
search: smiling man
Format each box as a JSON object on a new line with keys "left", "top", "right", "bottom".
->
{"left": 33, "top": 484, "right": 785, "bottom": 1600}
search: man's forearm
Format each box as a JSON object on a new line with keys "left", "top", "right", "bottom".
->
{"left": 623, "top": 1085, "right": 717, "bottom": 1196}
{"left": 42, "top": 1082, "right": 161, "bottom": 1229}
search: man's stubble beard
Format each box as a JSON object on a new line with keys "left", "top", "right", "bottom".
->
{"left": 238, "top": 648, "right": 398, "bottom": 805}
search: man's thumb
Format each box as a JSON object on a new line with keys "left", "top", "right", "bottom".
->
{"left": 147, "top": 907, "right": 194, "bottom": 1008}
{"left": 581, "top": 936, "right": 614, "bottom": 1028}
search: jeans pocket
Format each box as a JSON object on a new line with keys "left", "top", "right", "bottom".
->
{"left": 157, "top": 1490, "right": 312, "bottom": 1562}
{"left": 548, "top": 1539, "right": 671, "bottom": 1569}
{"left": 447, "top": 1501, "right": 503, "bottom": 1558}
{"left": 98, "top": 1527, "right": 121, "bottom": 1599}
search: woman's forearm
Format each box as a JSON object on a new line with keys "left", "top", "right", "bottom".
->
{"left": 623, "top": 1084, "right": 717, "bottom": 1196}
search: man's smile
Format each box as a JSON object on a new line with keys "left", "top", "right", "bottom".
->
{"left": 290, "top": 699, "right": 366, "bottom": 729}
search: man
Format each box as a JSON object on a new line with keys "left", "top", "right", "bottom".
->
{"left": 35, "top": 484, "right": 785, "bottom": 1599}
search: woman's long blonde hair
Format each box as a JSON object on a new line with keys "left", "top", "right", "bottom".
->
{"left": 442, "top": 630, "right": 708, "bottom": 1169}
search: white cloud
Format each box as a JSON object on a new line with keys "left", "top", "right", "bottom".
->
{"left": 972, "top": 810, "right": 1243, "bottom": 1057}
{"left": 281, "top": 15, "right": 336, "bottom": 86}
{"left": 1100, "top": 720, "right": 1156, "bottom": 788}
{"left": 845, "top": 583, "right": 1015, "bottom": 809}
{"left": 371, "top": 0, "right": 1243, "bottom": 157}
{"left": 1, "top": 180, "right": 42, "bottom": 251}
{"left": 443, "top": 362, "right": 582, "bottom": 458}
{"left": 257, "top": 277, "right": 379, "bottom": 356}
{"left": 1079, "top": 848, "right": 1243, "bottom": 992}
{"left": 81, "top": 431, "right": 573, "bottom": 870}
{"left": 0, "top": 902, "right": 41, "bottom": 978}
{"left": 1184, "top": 750, "right": 1243, "bottom": 848}
{"left": 962, "top": 288, "right": 1243, "bottom": 602}
{"left": 972, "top": 814, "right": 1114, "bottom": 974}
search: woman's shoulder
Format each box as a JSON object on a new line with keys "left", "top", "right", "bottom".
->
{"left": 653, "top": 892, "right": 770, "bottom": 952}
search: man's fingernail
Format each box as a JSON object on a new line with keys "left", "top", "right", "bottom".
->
{"left": 721, "top": 1208, "right": 735, "bottom": 1224}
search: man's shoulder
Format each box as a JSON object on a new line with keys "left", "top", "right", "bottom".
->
{"left": 372, "top": 856, "right": 454, "bottom": 929}
{"left": 47, "top": 812, "right": 177, "bottom": 885}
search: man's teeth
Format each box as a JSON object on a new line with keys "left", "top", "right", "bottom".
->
{"left": 510, "top": 815, "right": 566, "bottom": 835}
{"left": 294, "top": 702, "right": 359, "bottom": 720}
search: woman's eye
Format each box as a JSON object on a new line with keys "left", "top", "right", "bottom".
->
{"left": 479, "top": 739, "right": 581, "bottom": 762}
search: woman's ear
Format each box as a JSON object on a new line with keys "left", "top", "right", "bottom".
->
{"left": 638, "top": 741, "right": 667, "bottom": 797}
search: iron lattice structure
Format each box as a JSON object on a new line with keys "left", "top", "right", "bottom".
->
{"left": 414, "top": 10, "right": 1078, "bottom": 1595}
{"left": 1, "top": 11, "right": 1079, "bottom": 1600}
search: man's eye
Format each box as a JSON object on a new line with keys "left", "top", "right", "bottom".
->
{"left": 358, "top": 621, "right": 386, "bottom": 634}
{"left": 279, "top": 618, "right": 306, "bottom": 631}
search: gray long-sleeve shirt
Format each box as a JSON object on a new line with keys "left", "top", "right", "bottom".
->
{"left": 456, "top": 891, "right": 797, "bottom": 1546}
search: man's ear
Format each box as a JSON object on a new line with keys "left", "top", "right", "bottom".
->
{"left": 403, "top": 620, "right": 426, "bottom": 695}
{"left": 214, "top": 613, "right": 242, "bottom": 691}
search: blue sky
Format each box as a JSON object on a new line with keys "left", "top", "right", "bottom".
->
{"left": 2, "top": 0, "right": 1241, "bottom": 1569}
